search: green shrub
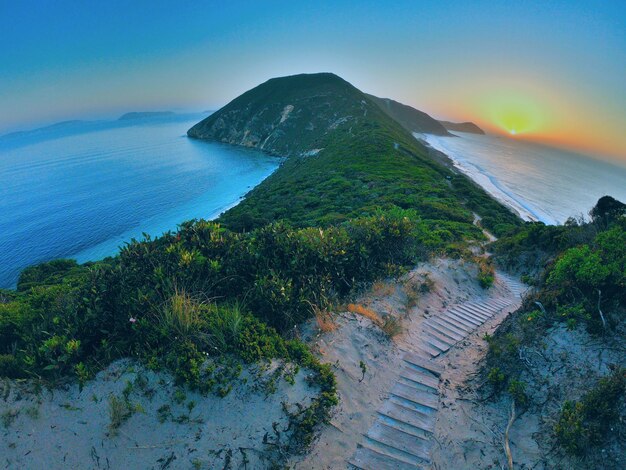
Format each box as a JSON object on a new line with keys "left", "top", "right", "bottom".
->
{"left": 487, "top": 367, "right": 506, "bottom": 392}
{"left": 555, "top": 368, "right": 625, "bottom": 455}
{"left": 507, "top": 380, "right": 528, "bottom": 406}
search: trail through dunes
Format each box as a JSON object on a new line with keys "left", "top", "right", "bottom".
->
{"left": 292, "top": 258, "right": 526, "bottom": 469}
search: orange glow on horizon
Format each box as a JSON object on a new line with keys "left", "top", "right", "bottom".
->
{"left": 430, "top": 77, "right": 626, "bottom": 162}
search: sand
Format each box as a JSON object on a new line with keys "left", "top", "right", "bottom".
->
{"left": 432, "top": 322, "right": 625, "bottom": 470}
{"left": 0, "top": 359, "right": 317, "bottom": 469}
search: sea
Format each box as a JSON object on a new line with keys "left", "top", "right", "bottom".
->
{"left": 0, "top": 114, "right": 279, "bottom": 288}
{"left": 419, "top": 132, "right": 626, "bottom": 225}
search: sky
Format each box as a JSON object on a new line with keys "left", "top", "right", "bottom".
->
{"left": 1, "top": 0, "right": 625, "bottom": 161}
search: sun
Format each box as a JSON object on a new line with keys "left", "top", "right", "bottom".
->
{"left": 509, "top": 129, "right": 517, "bottom": 136}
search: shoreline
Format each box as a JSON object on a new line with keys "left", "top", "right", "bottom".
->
{"left": 415, "top": 133, "right": 551, "bottom": 224}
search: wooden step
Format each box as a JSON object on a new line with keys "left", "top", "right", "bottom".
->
{"left": 378, "top": 401, "right": 435, "bottom": 433}
{"left": 350, "top": 443, "right": 424, "bottom": 470}
{"left": 424, "top": 321, "right": 464, "bottom": 342}
{"left": 455, "top": 306, "right": 489, "bottom": 323}
{"left": 400, "top": 366, "right": 440, "bottom": 391}
{"left": 402, "top": 351, "right": 444, "bottom": 377}
{"left": 391, "top": 382, "right": 438, "bottom": 410}
{"left": 430, "top": 315, "right": 472, "bottom": 335}
{"left": 445, "top": 310, "right": 481, "bottom": 328}
{"left": 423, "top": 332, "right": 453, "bottom": 353}
{"left": 367, "top": 421, "right": 431, "bottom": 461}
{"left": 459, "top": 304, "right": 492, "bottom": 320}
{"left": 413, "top": 340, "right": 442, "bottom": 357}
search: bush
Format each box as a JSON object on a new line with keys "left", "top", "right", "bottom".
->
{"left": 555, "top": 368, "right": 625, "bottom": 455}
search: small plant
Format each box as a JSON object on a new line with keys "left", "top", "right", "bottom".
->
{"left": 487, "top": 367, "right": 506, "bottom": 392}
{"left": 157, "top": 404, "right": 171, "bottom": 423}
{"left": 107, "top": 394, "right": 136, "bottom": 434}
{"left": 507, "top": 380, "right": 528, "bottom": 406}
{"left": 555, "top": 368, "right": 625, "bottom": 455}
{"left": 359, "top": 360, "right": 367, "bottom": 382}
{"left": 380, "top": 314, "right": 402, "bottom": 338}
{"left": 403, "top": 281, "right": 420, "bottom": 309}
{"left": 372, "top": 281, "right": 394, "bottom": 297}
{"left": 173, "top": 388, "right": 186, "bottom": 404}
{"left": 157, "top": 290, "right": 204, "bottom": 342}
{"left": 313, "top": 304, "right": 336, "bottom": 333}
{"left": 477, "top": 258, "right": 495, "bottom": 288}
{"left": 1, "top": 408, "right": 19, "bottom": 428}
{"left": 75, "top": 362, "right": 90, "bottom": 390}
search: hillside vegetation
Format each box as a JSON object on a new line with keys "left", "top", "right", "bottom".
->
{"left": 482, "top": 196, "right": 625, "bottom": 467}
{"left": 191, "top": 73, "right": 519, "bottom": 236}
{"left": 1, "top": 73, "right": 521, "bottom": 458}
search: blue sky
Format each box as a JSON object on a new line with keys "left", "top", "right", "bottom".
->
{"left": 1, "top": 0, "right": 625, "bottom": 158}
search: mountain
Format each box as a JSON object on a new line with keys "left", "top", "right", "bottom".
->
{"left": 365, "top": 94, "right": 451, "bottom": 136}
{"left": 188, "top": 72, "right": 519, "bottom": 235}
{"left": 118, "top": 111, "right": 175, "bottom": 120}
{"left": 439, "top": 120, "right": 485, "bottom": 134}
{"left": 188, "top": 73, "right": 374, "bottom": 157}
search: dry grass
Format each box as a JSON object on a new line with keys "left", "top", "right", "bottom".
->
{"left": 403, "top": 282, "right": 420, "bottom": 310}
{"left": 346, "top": 303, "right": 403, "bottom": 338}
{"left": 347, "top": 303, "right": 381, "bottom": 324}
{"left": 157, "top": 289, "right": 204, "bottom": 340}
{"left": 314, "top": 305, "right": 337, "bottom": 333}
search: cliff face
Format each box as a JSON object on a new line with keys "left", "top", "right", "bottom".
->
{"left": 365, "top": 94, "right": 451, "bottom": 136}
{"left": 439, "top": 120, "right": 485, "bottom": 135}
{"left": 188, "top": 73, "right": 375, "bottom": 157}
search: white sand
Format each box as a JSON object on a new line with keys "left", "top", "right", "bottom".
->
{"left": 1, "top": 359, "right": 317, "bottom": 469}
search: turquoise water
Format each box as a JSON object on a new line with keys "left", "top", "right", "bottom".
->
{"left": 0, "top": 115, "right": 279, "bottom": 288}
{"left": 420, "top": 132, "right": 626, "bottom": 225}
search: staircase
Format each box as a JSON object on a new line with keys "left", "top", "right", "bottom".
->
{"left": 348, "top": 275, "right": 526, "bottom": 469}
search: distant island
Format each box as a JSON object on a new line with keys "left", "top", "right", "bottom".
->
{"left": 439, "top": 120, "right": 485, "bottom": 134}
{"left": 117, "top": 111, "right": 176, "bottom": 121}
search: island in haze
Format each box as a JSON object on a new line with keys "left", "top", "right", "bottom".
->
{"left": 439, "top": 120, "right": 486, "bottom": 134}
{"left": 118, "top": 111, "right": 176, "bottom": 120}
{"left": 2, "top": 72, "right": 624, "bottom": 470}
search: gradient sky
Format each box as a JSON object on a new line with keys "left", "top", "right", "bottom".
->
{"left": 2, "top": 0, "right": 625, "bottom": 161}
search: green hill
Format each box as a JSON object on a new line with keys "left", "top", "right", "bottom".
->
{"left": 189, "top": 73, "right": 518, "bottom": 235}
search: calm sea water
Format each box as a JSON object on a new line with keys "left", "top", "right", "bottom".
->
{"left": 0, "top": 115, "right": 279, "bottom": 288}
{"left": 420, "top": 132, "right": 626, "bottom": 225}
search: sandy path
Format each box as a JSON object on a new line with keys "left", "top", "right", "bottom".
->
{"left": 292, "top": 258, "right": 526, "bottom": 469}
{"left": 348, "top": 272, "right": 525, "bottom": 469}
